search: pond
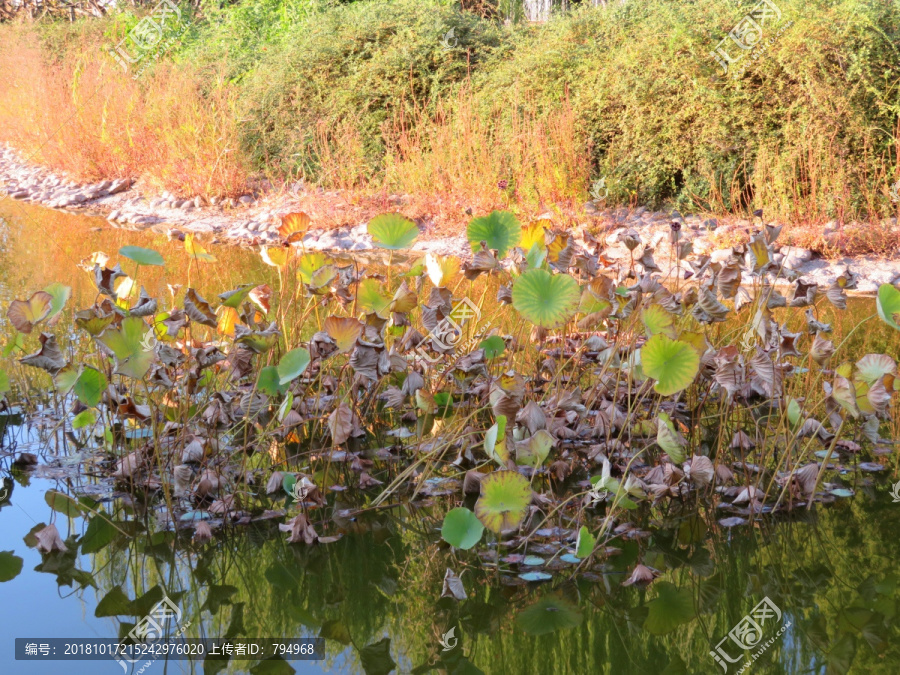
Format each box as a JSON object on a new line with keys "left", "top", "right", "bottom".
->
{"left": 1, "top": 201, "right": 899, "bottom": 675}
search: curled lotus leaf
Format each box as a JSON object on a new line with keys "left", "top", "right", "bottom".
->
{"left": 93, "top": 263, "right": 126, "bottom": 297}
{"left": 7, "top": 291, "right": 53, "bottom": 334}
{"left": 474, "top": 470, "right": 532, "bottom": 534}
{"left": 129, "top": 288, "right": 158, "bottom": 318}
{"left": 278, "top": 212, "right": 312, "bottom": 243}
{"left": 656, "top": 412, "right": 687, "bottom": 464}
{"left": 219, "top": 284, "right": 257, "bottom": 309}
{"left": 20, "top": 333, "right": 67, "bottom": 375}
{"left": 234, "top": 323, "right": 281, "bottom": 354}
{"left": 260, "top": 245, "right": 290, "bottom": 268}
{"left": 183, "top": 289, "right": 217, "bottom": 327}
{"left": 876, "top": 283, "right": 900, "bottom": 330}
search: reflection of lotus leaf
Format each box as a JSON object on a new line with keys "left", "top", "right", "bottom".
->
{"left": 516, "top": 595, "right": 583, "bottom": 635}
{"left": 367, "top": 214, "right": 419, "bottom": 250}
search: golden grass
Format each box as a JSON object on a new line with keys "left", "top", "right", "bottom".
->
{"left": 0, "top": 23, "right": 248, "bottom": 198}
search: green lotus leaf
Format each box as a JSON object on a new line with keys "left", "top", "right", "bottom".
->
{"left": 642, "top": 334, "right": 700, "bottom": 396}
{"left": 0, "top": 369, "right": 8, "bottom": 394}
{"left": 45, "top": 489, "right": 83, "bottom": 517}
{"left": 277, "top": 348, "right": 311, "bottom": 385}
{"left": 43, "top": 282, "right": 71, "bottom": 322}
{"left": 479, "top": 335, "right": 505, "bottom": 359}
{"left": 657, "top": 412, "right": 686, "bottom": 464}
{"left": 467, "top": 211, "right": 522, "bottom": 258}
{"left": 515, "top": 429, "right": 555, "bottom": 468}
{"left": 72, "top": 408, "right": 98, "bottom": 429}
{"left": 74, "top": 367, "right": 107, "bottom": 408}
{"left": 367, "top": 213, "right": 419, "bottom": 250}
{"left": 474, "top": 470, "right": 532, "bottom": 533}
{"left": 575, "top": 525, "right": 595, "bottom": 559}
{"left": 219, "top": 284, "right": 257, "bottom": 309}
{"left": 258, "top": 366, "right": 288, "bottom": 396}
{"left": 119, "top": 245, "right": 164, "bottom": 267}
{"left": 484, "top": 414, "right": 508, "bottom": 465}
{"left": 641, "top": 304, "right": 676, "bottom": 338}
{"left": 876, "top": 284, "right": 900, "bottom": 330}
{"left": 98, "top": 316, "right": 154, "bottom": 379}
{"left": 357, "top": 279, "right": 391, "bottom": 316}
{"left": 441, "top": 507, "right": 484, "bottom": 550}
{"left": 512, "top": 269, "right": 580, "bottom": 328}
{"left": 297, "top": 253, "right": 330, "bottom": 284}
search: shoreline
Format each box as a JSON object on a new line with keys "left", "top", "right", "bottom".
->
{"left": 2, "top": 145, "right": 899, "bottom": 294}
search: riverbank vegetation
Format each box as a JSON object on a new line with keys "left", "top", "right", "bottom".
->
{"left": 0, "top": 0, "right": 898, "bottom": 249}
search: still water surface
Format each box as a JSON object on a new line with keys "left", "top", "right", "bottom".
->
{"left": 1, "top": 201, "right": 899, "bottom": 675}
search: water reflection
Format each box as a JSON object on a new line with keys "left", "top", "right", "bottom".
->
{"left": 1, "top": 201, "right": 899, "bottom": 674}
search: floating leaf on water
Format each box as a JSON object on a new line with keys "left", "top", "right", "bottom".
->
{"left": 119, "top": 245, "right": 164, "bottom": 267}
{"left": 518, "top": 572, "right": 552, "bottom": 582}
{"left": 179, "top": 510, "right": 212, "bottom": 522}
{"left": 512, "top": 269, "right": 580, "bottom": 328}
{"left": 516, "top": 595, "right": 582, "bottom": 635}
{"left": 7, "top": 291, "right": 53, "bottom": 334}
{"left": 560, "top": 553, "right": 582, "bottom": 564}
{"left": 830, "top": 488, "right": 854, "bottom": 498}
{"left": 642, "top": 335, "right": 700, "bottom": 396}
{"left": 858, "top": 462, "right": 885, "bottom": 472}
{"left": 367, "top": 213, "right": 419, "bottom": 250}
{"left": 718, "top": 517, "right": 748, "bottom": 528}
{"left": 467, "top": 210, "right": 522, "bottom": 257}
{"left": 474, "top": 470, "right": 532, "bottom": 533}
{"left": 522, "top": 556, "right": 545, "bottom": 566}
{"left": 441, "top": 507, "right": 484, "bottom": 550}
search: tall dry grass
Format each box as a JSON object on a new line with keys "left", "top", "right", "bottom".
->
{"left": 0, "top": 23, "right": 248, "bottom": 198}
{"left": 381, "top": 88, "right": 591, "bottom": 212}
